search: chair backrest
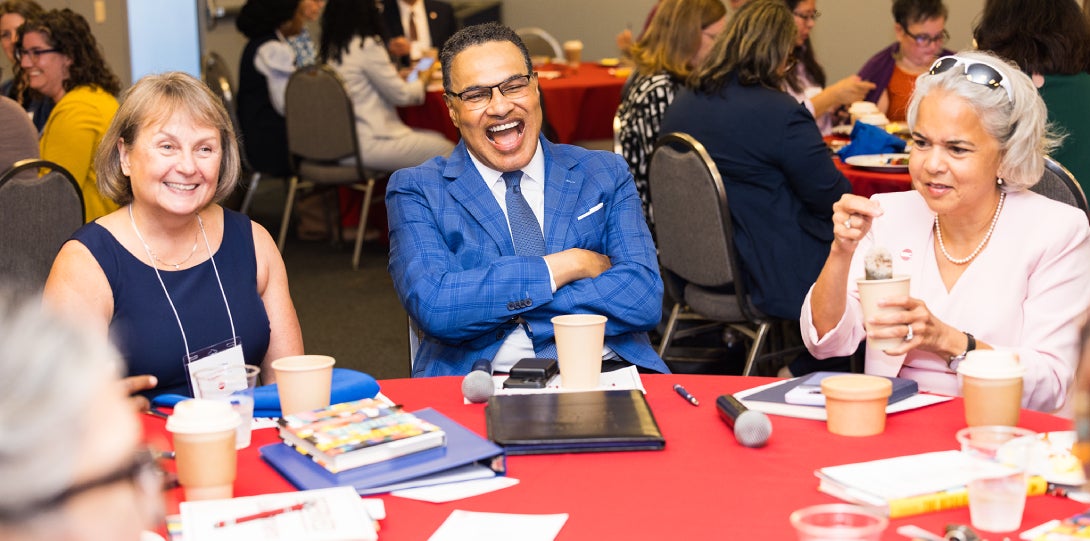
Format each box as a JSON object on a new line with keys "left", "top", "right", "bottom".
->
{"left": 0, "top": 96, "right": 40, "bottom": 178}
{"left": 1031, "top": 157, "right": 1089, "bottom": 220}
{"left": 202, "top": 51, "right": 252, "bottom": 171}
{"left": 648, "top": 132, "right": 758, "bottom": 317}
{"left": 0, "top": 159, "right": 84, "bottom": 291}
{"left": 284, "top": 64, "right": 360, "bottom": 166}
{"left": 515, "top": 27, "right": 562, "bottom": 60}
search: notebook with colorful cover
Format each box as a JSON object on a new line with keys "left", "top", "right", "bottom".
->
{"left": 260, "top": 408, "right": 505, "bottom": 496}
{"left": 485, "top": 389, "right": 665, "bottom": 455}
{"left": 278, "top": 398, "right": 445, "bottom": 473}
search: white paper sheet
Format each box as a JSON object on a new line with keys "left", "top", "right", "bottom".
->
{"left": 427, "top": 511, "right": 568, "bottom": 541}
{"left": 735, "top": 378, "right": 953, "bottom": 420}
{"left": 392, "top": 477, "right": 520, "bottom": 503}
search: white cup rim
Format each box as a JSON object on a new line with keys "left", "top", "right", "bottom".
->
{"left": 271, "top": 355, "right": 335, "bottom": 372}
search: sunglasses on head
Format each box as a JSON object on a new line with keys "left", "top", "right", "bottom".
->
{"left": 927, "top": 55, "right": 1013, "bottom": 102}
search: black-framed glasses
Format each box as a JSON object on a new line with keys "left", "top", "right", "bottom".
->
{"left": 0, "top": 447, "right": 166, "bottom": 523}
{"left": 14, "top": 47, "right": 60, "bottom": 63}
{"left": 928, "top": 55, "right": 1013, "bottom": 102}
{"left": 446, "top": 73, "right": 535, "bottom": 111}
{"left": 903, "top": 27, "right": 949, "bottom": 47}
{"left": 793, "top": 10, "right": 821, "bottom": 22}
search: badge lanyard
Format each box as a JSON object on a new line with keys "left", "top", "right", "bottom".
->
{"left": 129, "top": 206, "right": 245, "bottom": 396}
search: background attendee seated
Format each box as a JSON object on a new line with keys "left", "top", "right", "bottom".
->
{"left": 0, "top": 0, "right": 51, "bottom": 131}
{"left": 17, "top": 8, "right": 120, "bottom": 221}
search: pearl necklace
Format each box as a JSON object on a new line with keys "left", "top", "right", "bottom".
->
{"left": 934, "top": 192, "right": 1006, "bottom": 265}
{"left": 128, "top": 205, "right": 201, "bottom": 270}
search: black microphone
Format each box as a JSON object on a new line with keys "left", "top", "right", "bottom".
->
{"left": 461, "top": 358, "right": 494, "bottom": 403}
{"left": 716, "top": 394, "right": 772, "bottom": 448}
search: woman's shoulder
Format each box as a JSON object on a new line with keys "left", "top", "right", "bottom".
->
{"left": 1006, "top": 189, "right": 1089, "bottom": 231}
{"left": 51, "top": 86, "right": 118, "bottom": 116}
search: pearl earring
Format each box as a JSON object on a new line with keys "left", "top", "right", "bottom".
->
{"left": 996, "top": 177, "right": 1004, "bottom": 185}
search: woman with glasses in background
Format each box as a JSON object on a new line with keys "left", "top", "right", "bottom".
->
{"left": 973, "top": 0, "right": 1090, "bottom": 205}
{"left": 856, "top": 0, "right": 952, "bottom": 122}
{"left": 803, "top": 51, "right": 1090, "bottom": 415}
{"left": 782, "top": 0, "right": 875, "bottom": 135}
{"left": 0, "top": 0, "right": 52, "bottom": 132}
{"left": 660, "top": 0, "right": 850, "bottom": 376}
{"left": 616, "top": 0, "right": 726, "bottom": 228}
{"left": 16, "top": 8, "right": 120, "bottom": 222}
{"left": 318, "top": 0, "right": 453, "bottom": 172}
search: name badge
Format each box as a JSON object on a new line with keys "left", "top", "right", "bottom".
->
{"left": 184, "top": 337, "right": 245, "bottom": 397}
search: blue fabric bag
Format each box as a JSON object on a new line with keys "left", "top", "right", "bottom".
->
{"left": 150, "top": 367, "right": 381, "bottom": 417}
{"left": 837, "top": 121, "right": 907, "bottom": 160}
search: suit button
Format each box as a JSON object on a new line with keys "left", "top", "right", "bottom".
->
{"left": 496, "top": 330, "right": 505, "bottom": 340}
{"left": 507, "top": 302, "right": 515, "bottom": 310}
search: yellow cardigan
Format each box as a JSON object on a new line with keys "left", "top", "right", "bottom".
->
{"left": 39, "top": 85, "right": 119, "bottom": 222}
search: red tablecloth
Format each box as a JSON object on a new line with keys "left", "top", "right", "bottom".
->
{"left": 397, "top": 62, "right": 626, "bottom": 145}
{"left": 144, "top": 375, "right": 1082, "bottom": 540}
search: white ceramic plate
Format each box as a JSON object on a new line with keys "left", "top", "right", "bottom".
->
{"left": 844, "top": 153, "right": 910, "bottom": 172}
{"left": 1028, "top": 430, "right": 1086, "bottom": 486}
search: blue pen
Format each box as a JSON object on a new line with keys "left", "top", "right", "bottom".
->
{"left": 673, "top": 384, "right": 699, "bottom": 406}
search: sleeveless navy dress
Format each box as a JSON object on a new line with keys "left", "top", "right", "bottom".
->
{"left": 72, "top": 209, "right": 271, "bottom": 398}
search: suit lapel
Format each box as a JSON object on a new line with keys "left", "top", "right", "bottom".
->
{"left": 443, "top": 143, "right": 516, "bottom": 255}
{"left": 542, "top": 139, "right": 582, "bottom": 253}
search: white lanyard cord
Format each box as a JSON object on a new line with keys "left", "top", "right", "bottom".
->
{"left": 128, "top": 205, "right": 237, "bottom": 359}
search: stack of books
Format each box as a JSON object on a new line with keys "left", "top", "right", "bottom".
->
{"left": 278, "top": 398, "right": 445, "bottom": 473}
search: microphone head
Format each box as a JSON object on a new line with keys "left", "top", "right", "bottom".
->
{"left": 461, "top": 370, "right": 494, "bottom": 403}
{"left": 733, "top": 410, "right": 772, "bottom": 448}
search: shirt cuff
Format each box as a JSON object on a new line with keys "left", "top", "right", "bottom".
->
{"left": 544, "top": 257, "right": 557, "bottom": 293}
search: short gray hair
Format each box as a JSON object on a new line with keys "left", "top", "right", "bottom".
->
{"left": 0, "top": 295, "right": 121, "bottom": 528}
{"left": 907, "top": 50, "right": 1060, "bottom": 191}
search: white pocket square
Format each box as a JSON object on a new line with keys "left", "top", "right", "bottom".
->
{"left": 577, "top": 202, "right": 604, "bottom": 221}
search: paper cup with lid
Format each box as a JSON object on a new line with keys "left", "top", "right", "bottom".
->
{"left": 166, "top": 399, "right": 240, "bottom": 501}
{"left": 957, "top": 350, "right": 1024, "bottom": 427}
{"left": 821, "top": 374, "right": 893, "bottom": 436}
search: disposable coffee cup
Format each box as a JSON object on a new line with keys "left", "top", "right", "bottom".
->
{"left": 958, "top": 350, "right": 1025, "bottom": 427}
{"left": 194, "top": 364, "right": 260, "bottom": 449}
{"left": 166, "top": 399, "right": 240, "bottom": 501}
{"left": 271, "top": 355, "right": 335, "bottom": 416}
{"left": 956, "top": 426, "right": 1036, "bottom": 533}
{"left": 856, "top": 275, "right": 910, "bottom": 352}
{"left": 821, "top": 375, "right": 892, "bottom": 437}
{"left": 563, "top": 40, "right": 583, "bottom": 68}
{"left": 551, "top": 314, "right": 606, "bottom": 389}
{"left": 790, "top": 503, "right": 888, "bottom": 541}
{"left": 849, "top": 101, "right": 879, "bottom": 125}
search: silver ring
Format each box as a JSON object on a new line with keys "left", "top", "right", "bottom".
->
{"left": 904, "top": 325, "right": 914, "bottom": 341}
{"left": 844, "top": 216, "right": 853, "bottom": 229}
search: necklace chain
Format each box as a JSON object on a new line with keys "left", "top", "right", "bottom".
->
{"left": 128, "top": 205, "right": 200, "bottom": 270}
{"left": 934, "top": 192, "right": 1006, "bottom": 265}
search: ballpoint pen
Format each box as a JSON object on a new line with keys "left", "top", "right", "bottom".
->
{"left": 214, "top": 501, "right": 312, "bottom": 528}
{"left": 673, "top": 383, "right": 699, "bottom": 406}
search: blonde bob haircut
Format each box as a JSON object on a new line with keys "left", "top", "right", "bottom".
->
{"left": 688, "top": 0, "right": 796, "bottom": 94}
{"left": 907, "top": 50, "right": 1060, "bottom": 192}
{"left": 630, "top": 0, "right": 726, "bottom": 79}
{"left": 96, "top": 71, "right": 241, "bottom": 206}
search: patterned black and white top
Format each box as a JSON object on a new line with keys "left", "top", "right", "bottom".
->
{"left": 617, "top": 71, "right": 680, "bottom": 227}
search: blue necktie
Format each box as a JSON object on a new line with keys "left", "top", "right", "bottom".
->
{"left": 502, "top": 171, "right": 546, "bottom": 256}
{"left": 501, "top": 171, "right": 557, "bottom": 358}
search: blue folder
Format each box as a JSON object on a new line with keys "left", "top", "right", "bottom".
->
{"left": 259, "top": 408, "right": 506, "bottom": 495}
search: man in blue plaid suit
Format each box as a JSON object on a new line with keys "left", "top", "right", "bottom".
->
{"left": 387, "top": 23, "right": 667, "bottom": 376}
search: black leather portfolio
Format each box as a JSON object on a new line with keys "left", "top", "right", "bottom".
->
{"left": 485, "top": 389, "right": 666, "bottom": 455}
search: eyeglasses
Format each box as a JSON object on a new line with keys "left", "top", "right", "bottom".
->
{"left": 928, "top": 55, "right": 1013, "bottom": 102}
{"left": 0, "top": 447, "right": 167, "bottom": 523}
{"left": 446, "top": 73, "right": 535, "bottom": 111}
{"left": 793, "top": 10, "right": 821, "bottom": 22}
{"left": 903, "top": 27, "right": 949, "bottom": 47}
{"left": 14, "top": 47, "right": 60, "bottom": 63}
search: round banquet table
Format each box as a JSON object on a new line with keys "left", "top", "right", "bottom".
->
{"left": 397, "top": 62, "right": 627, "bottom": 145}
{"left": 143, "top": 375, "right": 1082, "bottom": 540}
{"left": 834, "top": 154, "right": 913, "bottom": 198}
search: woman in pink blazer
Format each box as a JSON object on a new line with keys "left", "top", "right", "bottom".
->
{"left": 802, "top": 51, "right": 1090, "bottom": 415}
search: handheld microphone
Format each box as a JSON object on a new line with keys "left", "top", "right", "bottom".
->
{"left": 461, "top": 358, "right": 494, "bottom": 403}
{"left": 715, "top": 394, "right": 772, "bottom": 448}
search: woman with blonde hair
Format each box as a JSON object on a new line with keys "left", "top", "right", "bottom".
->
{"left": 616, "top": 0, "right": 726, "bottom": 227}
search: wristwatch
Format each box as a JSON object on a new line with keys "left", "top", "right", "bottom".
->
{"left": 948, "top": 331, "right": 976, "bottom": 366}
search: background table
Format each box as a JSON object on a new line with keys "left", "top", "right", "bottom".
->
{"left": 144, "top": 375, "right": 1083, "bottom": 540}
{"left": 397, "top": 62, "right": 626, "bottom": 145}
{"left": 837, "top": 157, "right": 913, "bottom": 198}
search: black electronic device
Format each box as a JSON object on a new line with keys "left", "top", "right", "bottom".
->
{"left": 502, "top": 358, "right": 558, "bottom": 389}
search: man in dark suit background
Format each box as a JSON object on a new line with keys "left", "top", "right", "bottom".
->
{"left": 382, "top": 0, "right": 456, "bottom": 66}
{"left": 387, "top": 22, "right": 667, "bottom": 377}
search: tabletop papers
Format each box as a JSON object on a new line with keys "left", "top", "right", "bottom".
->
{"left": 427, "top": 511, "right": 568, "bottom": 541}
